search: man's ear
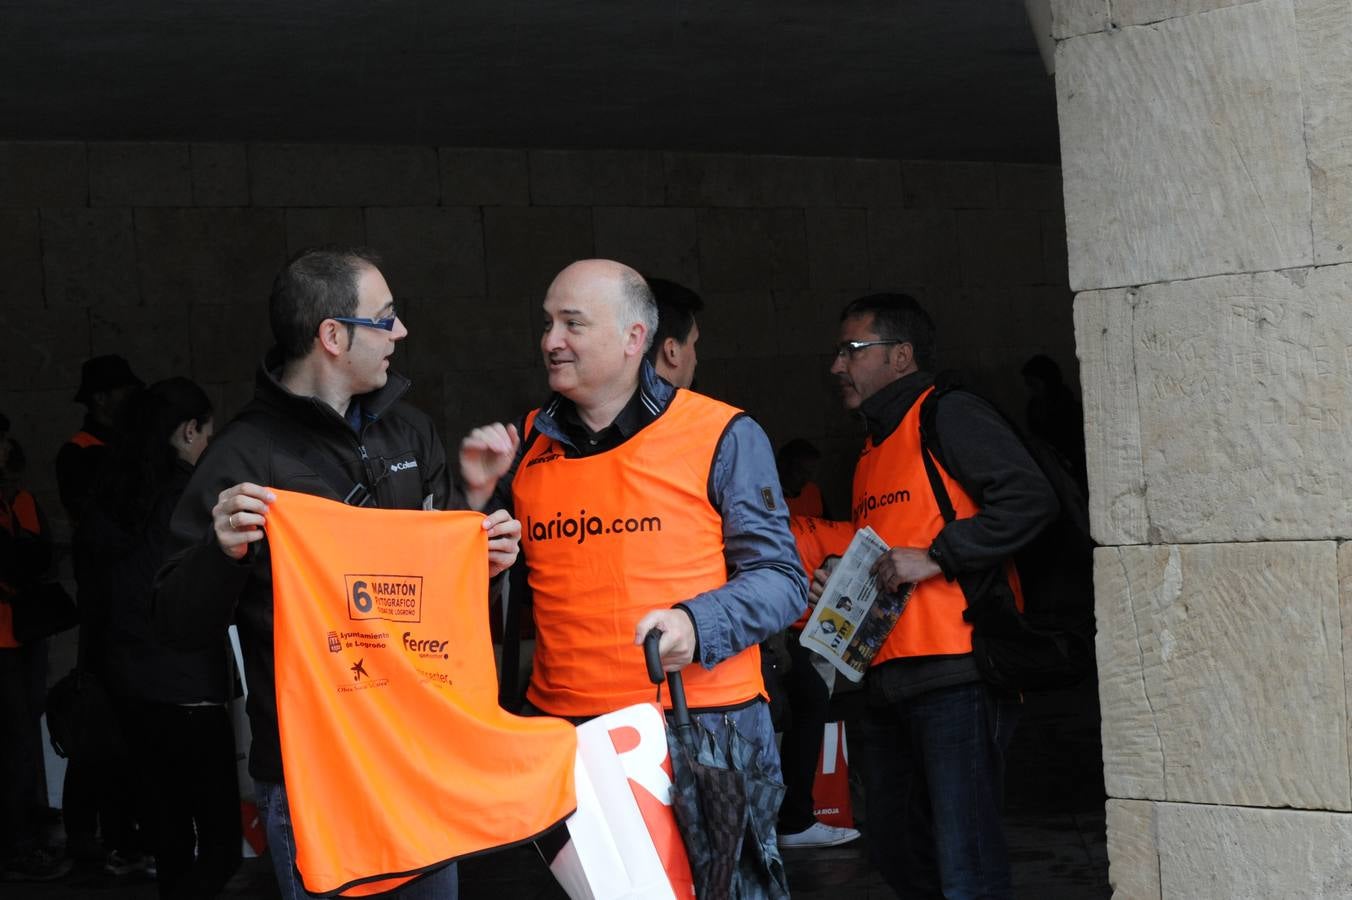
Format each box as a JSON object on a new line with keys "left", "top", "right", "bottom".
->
{"left": 893, "top": 341, "right": 915, "bottom": 374}
{"left": 623, "top": 321, "right": 648, "bottom": 357}
{"left": 662, "top": 336, "right": 681, "bottom": 366}
{"left": 315, "top": 320, "right": 350, "bottom": 358}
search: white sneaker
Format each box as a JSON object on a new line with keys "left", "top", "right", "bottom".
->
{"left": 777, "top": 820, "right": 861, "bottom": 849}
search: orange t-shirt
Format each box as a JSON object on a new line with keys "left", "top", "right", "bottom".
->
{"left": 265, "top": 489, "right": 577, "bottom": 896}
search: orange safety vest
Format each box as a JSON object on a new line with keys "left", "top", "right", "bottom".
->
{"left": 785, "top": 481, "right": 824, "bottom": 518}
{"left": 851, "top": 387, "right": 1022, "bottom": 666}
{"left": 67, "top": 430, "right": 105, "bottom": 449}
{"left": 788, "top": 515, "right": 855, "bottom": 630}
{"left": 265, "top": 489, "right": 578, "bottom": 897}
{"left": 0, "top": 490, "right": 43, "bottom": 648}
{"left": 513, "top": 390, "right": 765, "bottom": 717}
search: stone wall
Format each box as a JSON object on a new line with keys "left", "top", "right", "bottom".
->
{"left": 1054, "top": 0, "right": 1352, "bottom": 895}
{"left": 0, "top": 141, "right": 1071, "bottom": 534}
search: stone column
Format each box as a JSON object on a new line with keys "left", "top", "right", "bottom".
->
{"left": 1053, "top": 0, "right": 1352, "bottom": 895}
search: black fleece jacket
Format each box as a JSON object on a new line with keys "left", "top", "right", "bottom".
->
{"left": 154, "top": 352, "right": 463, "bottom": 783}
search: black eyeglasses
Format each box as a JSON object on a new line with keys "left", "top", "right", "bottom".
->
{"left": 834, "top": 339, "right": 902, "bottom": 359}
{"left": 333, "top": 307, "right": 399, "bottom": 331}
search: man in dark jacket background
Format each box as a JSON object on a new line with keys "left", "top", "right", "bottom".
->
{"left": 155, "top": 246, "right": 521, "bottom": 900}
{"left": 816, "top": 292, "right": 1057, "bottom": 900}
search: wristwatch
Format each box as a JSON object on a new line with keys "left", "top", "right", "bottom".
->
{"left": 926, "top": 543, "right": 946, "bottom": 576}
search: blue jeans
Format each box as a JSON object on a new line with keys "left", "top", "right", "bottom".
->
{"left": 857, "top": 681, "right": 1019, "bottom": 900}
{"left": 255, "top": 780, "right": 458, "bottom": 899}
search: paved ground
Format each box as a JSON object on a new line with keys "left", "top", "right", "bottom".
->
{"left": 7, "top": 679, "right": 1109, "bottom": 898}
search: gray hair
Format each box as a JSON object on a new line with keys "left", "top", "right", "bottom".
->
{"left": 616, "top": 269, "right": 658, "bottom": 354}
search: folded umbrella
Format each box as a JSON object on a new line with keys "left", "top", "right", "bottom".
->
{"left": 644, "top": 629, "right": 790, "bottom": 900}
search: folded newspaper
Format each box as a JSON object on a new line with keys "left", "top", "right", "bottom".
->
{"left": 801, "top": 525, "right": 914, "bottom": 683}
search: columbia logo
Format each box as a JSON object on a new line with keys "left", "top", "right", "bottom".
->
{"left": 390, "top": 460, "right": 418, "bottom": 472}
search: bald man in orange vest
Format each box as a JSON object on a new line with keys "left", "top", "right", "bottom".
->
{"left": 461, "top": 260, "right": 805, "bottom": 884}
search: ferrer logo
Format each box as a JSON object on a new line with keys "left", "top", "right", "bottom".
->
{"left": 402, "top": 631, "right": 449, "bottom": 659}
{"left": 345, "top": 575, "right": 424, "bottom": 623}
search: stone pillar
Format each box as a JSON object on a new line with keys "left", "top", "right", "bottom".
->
{"left": 1053, "top": 0, "right": 1352, "bottom": 896}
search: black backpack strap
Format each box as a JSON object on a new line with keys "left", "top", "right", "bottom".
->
{"left": 233, "top": 409, "right": 373, "bottom": 507}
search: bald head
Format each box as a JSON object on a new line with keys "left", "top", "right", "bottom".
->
{"left": 547, "top": 260, "right": 657, "bottom": 352}
{"left": 541, "top": 260, "right": 658, "bottom": 422}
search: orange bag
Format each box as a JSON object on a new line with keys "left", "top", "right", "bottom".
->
{"left": 266, "top": 489, "right": 577, "bottom": 896}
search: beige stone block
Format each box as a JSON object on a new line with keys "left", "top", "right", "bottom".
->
{"left": 772, "top": 288, "right": 857, "bottom": 357}
{"left": 805, "top": 208, "right": 869, "bottom": 291}
{"left": 956, "top": 210, "right": 1045, "bottom": 286}
{"left": 89, "top": 143, "right": 192, "bottom": 207}
{"left": 1042, "top": 209, "right": 1070, "bottom": 285}
{"left": 399, "top": 294, "right": 538, "bottom": 375}
{"left": 249, "top": 144, "right": 438, "bottom": 207}
{"left": 664, "top": 153, "right": 758, "bottom": 207}
{"left": 867, "top": 209, "right": 958, "bottom": 288}
{"left": 40, "top": 208, "right": 139, "bottom": 308}
{"left": 1098, "top": 542, "right": 1349, "bottom": 810}
{"left": 284, "top": 208, "right": 367, "bottom": 257}
{"left": 995, "top": 164, "right": 1063, "bottom": 211}
{"left": 135, "top": 208, "right": 286, "bottom": 308}
{"left": 1338, "top": 542, "right": 1352, "bottom": 779}
{"left": 900, "top": 161, "right": 996, "bottom": 210}
{"left": 698, "top": 292, "right": 778, "bottom": 361}
{"left": 1057, "top": 0, "right": 1313, "bottom": 290}
{"left": 90, "top": 306, "right": 192, "bottom": 385}
{"left": 1074, "top": 290, "right": 1146, "bottom": 544}
{"left": 1115, "top": 0, "right": 1263, "bottom": 27}
{"left": 364, "top": 207, "right": 485, "bottom": 297}
{"left": 189, "top": 299, "right": 272, "bottom": 384}
{"left": 443, "top": 366, "right": 544, "bottom": 434}
{"left": 664, "top": 153, "right": 834, "bottom": 208}
{"left": 191, "top": 143, "right": 249, "bottom": 207}
{"left": 1050, "top": 0, "right": 1113, "bottom": 38}
{"left": 0, "top": 306, "right": 90, "bottom": 393}
{"left": 831, "top": 158, "right": 903, "bottom": 208}
{"left": 0, "top": 143, "right": 87, "bottom": 207}
{"left": 1131, "top": 266, "right": 1352, "bottom": 542}
{"left": 1295, "top": 0, "right": 1352, "bottom": 265}
{"left": 0, "top": 210, "right": 43, "bottom": 310}
{"left": 439, "top": 148, "right": 530, "bottom": 207}
{"left": 1106, "top": 800, "right": 1161, "bottom": 900}
{"left": 530, "top": 150, "right": 665, "bottom": 206}
{"left": 697, "top": 209, "right": 807, "bottom": 292}
{"left": 482, "top": 207, "right": 594, "bottom": 300}
{"left": 593, "top": 207, "right": 700, "bottom": 288}
{"left": 1156, "top": 803, "right": 1352, "bottom": 898}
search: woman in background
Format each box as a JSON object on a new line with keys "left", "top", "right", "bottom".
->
{"left": 75, "top": 378, "right": 241, "bottom": 899}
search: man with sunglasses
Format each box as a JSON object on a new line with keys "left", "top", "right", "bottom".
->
{"left": 155, "top": 246, "right": 520, "bottom": 899}
{"left": 819, "top": 292, "right": 1056, "bottom": 900}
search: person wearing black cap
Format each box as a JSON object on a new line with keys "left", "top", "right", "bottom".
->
{"left": 55, "top": 355, "right": 144, "bottom": 525}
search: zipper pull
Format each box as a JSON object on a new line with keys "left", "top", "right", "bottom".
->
{"left": 358, "top": 445, "right": 369, "bottom": 460}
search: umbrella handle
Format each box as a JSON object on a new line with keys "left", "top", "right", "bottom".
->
{"left": 643, "top": 627, "right": 691, "bottom": 729}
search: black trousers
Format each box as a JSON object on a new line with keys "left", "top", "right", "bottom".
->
{"left": 126, "top": 701, "right": 241, "bottom": 900}
{"left": 776, "top": 630, "right": 832, "bottom": 833}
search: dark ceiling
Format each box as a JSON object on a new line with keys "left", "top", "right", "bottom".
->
{"left": 0, "top": 0, "right": 1058, "bottom": 162}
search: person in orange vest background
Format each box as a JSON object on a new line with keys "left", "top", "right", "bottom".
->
{"left": 775, "top": 515, "right": 861, "bottom": 850}
{"left": 56, "top": 354, "right": 151, "bottom": 875}
{"left": 0, "top": 420, "right": 72, "bottom": 881}
{"left": 459, "top": 259, "right": 806, "bottom": 879}
{"left": 55, "top": 354, "right": 144, "bottom": 526}
{"left": 777, "top": 438, "right": 825, "bottom": 518}
{"left": 154, "top": 246, "right": 522, "bottom": 900}
{"left": 818, "top": 293, "right": 1056, "bottom": 899}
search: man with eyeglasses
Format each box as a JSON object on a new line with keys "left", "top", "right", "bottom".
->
{"left": 155, "top": 246, "right": 520, "bottom": 900}
{"left": 819, "top": 292, "right": 1056, "bottom": 899}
